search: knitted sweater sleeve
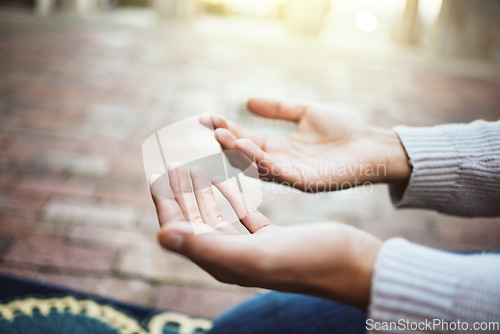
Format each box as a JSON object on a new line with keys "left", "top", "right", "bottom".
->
{"left": 368, "top": 239, "right": 500, "bottom": 333}
{"left": 389, "top": 120, "right": 500, "bottom": 217}
{"left": 368, "top": 120, "right": 500, "bottom": 333}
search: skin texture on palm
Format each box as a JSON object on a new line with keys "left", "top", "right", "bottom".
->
{"left": 199, "top": 98, "right": 411, "bottom": 192}
{"left": 150, "top": 164, "right": 382, "bottom": 311}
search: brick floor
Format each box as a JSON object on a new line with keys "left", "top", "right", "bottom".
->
{"left": 39, "top": 273, "right": 154, "bottom": 307}
{"left": 0, "top": 8, "right": 499, "bottom": 319}
{"left": 0, "top": 236, "right": 13, "bottom": 258}
{"left": 71, "top": 224, "right": 156, "bottom": 247}
{"left": 43, "top": 198, "right": 140, "bottom": 227}
{"left": 4, "top": 235, "right": 117, "bottom": 273}
{"left": 0, "top": 266, "right": 39, "bottom": 280}
{"left": 155, "top": 285, "right": 257, "bottom": 319}
{"left": 18, "top": 176, "right": 97, "bottom": 197}
{"left": 117, "top": 252, "right": 222, "bottom": 287}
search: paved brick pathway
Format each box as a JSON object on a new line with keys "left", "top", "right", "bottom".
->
{"left": 0, "top": 9, "right": 499, "bottom": 318}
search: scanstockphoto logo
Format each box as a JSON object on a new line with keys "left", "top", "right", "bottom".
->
{"left": 142, "top": 113, "right": 262, "bottom": 235}
{"left": 366, "top": 318, "right": 500, "bottom": 333}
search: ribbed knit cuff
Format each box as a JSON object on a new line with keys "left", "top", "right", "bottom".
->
{"left": 368, "top": 238, "right": 500, "bottom": 334}
{"left": 389, "top": 120, "right": 500, "bottom": 217}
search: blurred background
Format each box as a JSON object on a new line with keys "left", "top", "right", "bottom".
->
{"left": 0, "top": 0, "right": 499, "bottom": 319}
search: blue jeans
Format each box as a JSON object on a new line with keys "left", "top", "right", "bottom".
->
{"left": 207, "top": 250, "right": 500, "bottom": 334}
{"left": 208, "top": 291, "right": 367, "bottom": 334}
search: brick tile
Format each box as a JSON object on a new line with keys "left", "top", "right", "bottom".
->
{"left": 97, "top": 182, "right": 150, "bottom": 205}
{"left": 0, "top": 131, "right": 9, "bottom": 148}
{"left": 79, "top": 138, "right": 122, "bottom": 157}
{"left": 138, "top": 206, "right": 161, "bottom": 235}
{"left": 117, "top": 252, "right": 222, "bottom": 287}
{"left": 0, "top": 266, "right": 39, "bottom": 281}
{"left": 43, "top": 199, "right": 139, "bottom": 227}
{"left": 62, "top": 178, "right": 98, "bottom": 196}
{"left": 0, "top": 236, "right": 14, "bottom": 258}
{"left": 108, "top": 167, "right": 146, "bottom": 186}
{"left": 2, "top": 142, "right": 39, "bottom": 167}
{"left": 71, "top": 225, "right": 156, "bottom": 249}
{"left": 32, "top": 150, "right": 111, "bottom": 177}
{"left": 16, "top": 176, "right": 64, "bottom": 194}
{"left": 0, "top": 172, "right": 17, "bottom": 189}
{"left": 155, "top": 285, "right": 256, "bottom": 319}
{"left": 0, "top": 216, "right": 38, "bottom": 236}
{"left": 18, "top": 177, "right": 97, "bottom": 197}
{"left": 0, "top": 212, "right": 78, "bottom": 239}
{"left": 4, "top": 236, "right": 116, "bottom": 273}
{"left": 0, "top": 191, "right": 48, "bottom": 220}
{"left": 443, "top": 217, "right": 500, "bottom": 234}
{"left": 40, "top": 274, "right": 154, "bottom": 307}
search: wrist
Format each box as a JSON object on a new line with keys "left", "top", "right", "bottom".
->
{"left": 321, "top": 227, "right": 382, "bottom": 311}
{"left": 375, "top": 128, "right": 411, "bottom": 183}
{"left": 348, "top": 233, "right": 382, "bottom": 311}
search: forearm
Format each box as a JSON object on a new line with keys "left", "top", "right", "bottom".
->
{"left": 368, "top": 239, "right": 500, "bottom": 333}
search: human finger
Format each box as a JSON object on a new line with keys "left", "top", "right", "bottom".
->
{"left": 212, "top": 176, "right": 273, "bottom": 233}
{"left": 190, "top": 167, "right": 240, "bottom": 234}
{"left": 149, "top": 174, "right": 185, "bottom": 226}
{"left": 234, "top": 138, "right": 288, "bottom": 183}
{"left": 246, "top": 97, "right": 306, "bottom": 122}
{"left": 214, "top": 128, "right": 257, "bottom": 175}
{"left": 200, "top": 113, "right": 266, "bottom": 147}
{"left": 168, "top": 163, "right": 203, "bottom": 224}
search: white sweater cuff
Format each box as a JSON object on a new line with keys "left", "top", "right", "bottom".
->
{"left": 368, "top": 238, "right": 500, "bottom": 333}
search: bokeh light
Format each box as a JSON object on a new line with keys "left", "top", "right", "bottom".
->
{"left": 355, "top": 9, "right": 378, "bottom": 32}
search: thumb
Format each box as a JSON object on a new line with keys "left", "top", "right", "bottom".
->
{"left": 158, "top": 224, "right": 257, "bottom": 268}
{"left": 157, "top": 222, "right": 213, "bottom": 253}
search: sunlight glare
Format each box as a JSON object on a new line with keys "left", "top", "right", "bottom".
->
{"left": 355, "top": 10, "right": 378, "bottom": 32}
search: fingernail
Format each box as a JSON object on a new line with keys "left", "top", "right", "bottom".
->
{"left": 235, "top": 138, "right": 249, "bottom": 145}
{"left": 161, "top": 232, "right": 184, "bottom": 252}
{"left": 234, "top": 139, "right": 247, "bottom": 149}
{"left": 169, "top": 162, "right": 182, "bottom": 171}
{"left": 212, "top": 175, "right": 226, "bottom": 184}
{"left": 214, "top": 128, "right": 223, "bottom": 138}
{"left": 149, "top": 174, "right": 161, "bottom": 186}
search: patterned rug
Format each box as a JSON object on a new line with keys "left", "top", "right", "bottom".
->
{"left": 0, "top": 274, "right": 212, "bottom": 334}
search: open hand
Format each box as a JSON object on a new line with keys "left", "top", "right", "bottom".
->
{"left": 150, "top": 164, "right": 382, "bottom": 310}
{"left": 200, "top": 98, "right": 411, "bottom": 192}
